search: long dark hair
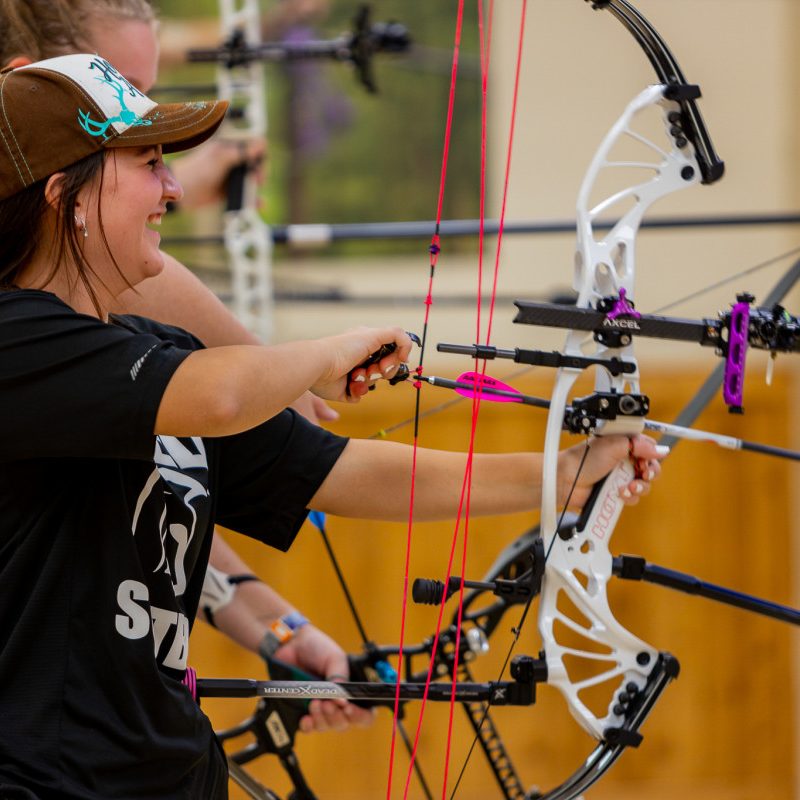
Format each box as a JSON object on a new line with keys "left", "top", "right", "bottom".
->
{"left": 0, "top": 151, "right": 130, "bottom": 316}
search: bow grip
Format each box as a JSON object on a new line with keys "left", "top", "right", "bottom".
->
{"left": 225, "top": 162, "right": 248, "bottom": 213}
{"left": 571, "top": 457, "right": 636, "bottom": 541}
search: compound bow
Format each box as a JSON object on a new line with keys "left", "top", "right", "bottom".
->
{"left": 194, "top": 2, "right": 800, "bottom": 798}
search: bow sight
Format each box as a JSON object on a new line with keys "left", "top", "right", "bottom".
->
{"left": 514, "top": 292, "right": 800, "bottom": 414}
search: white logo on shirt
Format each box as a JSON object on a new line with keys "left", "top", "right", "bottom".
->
{"left": 130, "top": 344, "right": 158, "bottom": 381}
{"left": 115, "top": 436, "right": 209, "bottom": 668}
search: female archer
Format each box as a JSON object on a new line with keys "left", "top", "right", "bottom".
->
{"left": 0, "top": 0, "right": 377, "bottom": 737}
{"left": 0, "top": 54, "right": 663, "bottom": 799}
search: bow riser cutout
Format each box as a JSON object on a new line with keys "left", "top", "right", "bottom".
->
{"left": 538, "top": 85, "right": 704, "bottom": 740}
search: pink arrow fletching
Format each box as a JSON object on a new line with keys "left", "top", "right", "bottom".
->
{"left": 454, "top": 372, "right": 523, "bottom": 403}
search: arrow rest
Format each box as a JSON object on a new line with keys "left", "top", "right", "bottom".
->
{"left": 564, "top": 390, "right": 649, "bottom": 434}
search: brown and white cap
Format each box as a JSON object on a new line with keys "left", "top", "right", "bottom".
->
{"left": 0, "top": 53, "right": 229, "bottom": 202}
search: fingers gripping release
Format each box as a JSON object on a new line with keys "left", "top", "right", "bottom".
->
{"left": 345, "top": 331, "right": 421, "bottom": 396}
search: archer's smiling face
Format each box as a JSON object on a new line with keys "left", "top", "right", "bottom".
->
{"left": 80, "top": 146, "right": 182, "bottom": 294}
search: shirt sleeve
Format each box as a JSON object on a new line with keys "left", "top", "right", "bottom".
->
{"left": 0, "top": 293, "right": 192, "bottom": 461}
{"left": 215, "top": 409, "right": 349, "bottom": 551}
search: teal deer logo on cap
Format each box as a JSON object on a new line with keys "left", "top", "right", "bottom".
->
{"left": 78, "top": 58, "right": 152, "bottom": 141}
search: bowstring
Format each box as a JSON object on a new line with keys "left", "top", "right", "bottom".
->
{"left": 437, "top": 1, "right": 529, "bottom": 795}
{"left": 400, "top": 0, "right": 493, "bottom": 793}
{"left": 447, "top": 1, "right": 532, "bottom": 795}
{"left": 441, "top": 0, "right": 496, "bottom": 793}
{"left": 400, "top": 0, "right": 531, "bottom": 794}
{"left": 386, "top": 2, "right": 466, "bottom": 797}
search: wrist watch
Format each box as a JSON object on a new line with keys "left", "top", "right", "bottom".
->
{"left": 258, "top": 611, "right": 309, "bottom": 660}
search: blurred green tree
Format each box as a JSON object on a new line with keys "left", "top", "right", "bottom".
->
{"left": 155, "top": 0, "right": 481, "bottom": 247}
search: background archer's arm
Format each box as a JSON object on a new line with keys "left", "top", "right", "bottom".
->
{"left": 112, "top": 252, "right": 338, "bottom": 422}
{"left": 201, "top": 532, "right": 374, "bottom": 732}
{"left": 308, "top": 436, "right": 662, "bottom": 522}
{"left": 112, "top": 252, "right": 262, "bottom": 346}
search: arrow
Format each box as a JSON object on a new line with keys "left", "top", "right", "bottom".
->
{"left": 420, "top": 371, "right": 800, "bottom": 462}
{"left": 419, "top": 372, "right": 550, "bottom": 408}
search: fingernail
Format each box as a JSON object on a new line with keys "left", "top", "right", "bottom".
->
{"left": 622, "top": 488, "right": 632, "bottom": 499}
{"left": 353, "top": 375, "right": 366, "bottom": 383}
{"left": 383, "top": 364, "right": 397, "bottom": 375}
{"left": 635, "top": 483, "right": 644, "bottom": 494}
{"left": 369, "top": 372, "right": 382, "bottom": 381}
{"left": 647, "top": 469, "right": 655, "bottom": 480}
{"left": 655, "top": 445, "right": 670, "bottom": 457}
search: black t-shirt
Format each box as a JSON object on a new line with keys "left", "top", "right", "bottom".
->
{"left": 0, "top": 291, "right": 348, "bottom": 800}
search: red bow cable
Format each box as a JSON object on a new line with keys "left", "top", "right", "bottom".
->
{"left": 385, "top": 3, "right": 529, "bottom": 798}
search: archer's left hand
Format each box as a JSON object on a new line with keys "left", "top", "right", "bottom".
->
{"left": 557, "top": 434, "right": 667, "bottom": 510}
{"left": 275, "top": 625, "right": 376, "bottom": 733}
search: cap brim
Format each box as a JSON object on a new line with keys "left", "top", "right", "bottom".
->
{"left": 112, "top": 99, "right": 229, "bottom": 154}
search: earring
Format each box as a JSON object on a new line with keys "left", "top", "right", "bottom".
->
{"left": 74, "top": 214, "right": 88, "bottom": 240}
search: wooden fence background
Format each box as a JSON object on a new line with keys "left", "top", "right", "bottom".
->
{"left": 190, "top": 365, "right": 800, "bottom": 799}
